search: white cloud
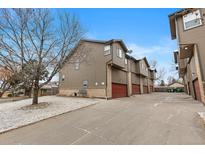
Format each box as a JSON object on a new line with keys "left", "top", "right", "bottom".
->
{"left": 127, "top": 37, "right": 178, "bottom": 83}
{"left": 127, "top": 37, "right": 177, "bottom": 59}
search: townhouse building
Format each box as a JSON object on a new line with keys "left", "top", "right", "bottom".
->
{"left": 59, "top": 39, "right": 156, "bottom": 99}
{"left": 169, "top": 8, "right": 205, "bottom": 103}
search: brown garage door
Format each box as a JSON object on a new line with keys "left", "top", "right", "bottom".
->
{"left": 143, "top": 85, "right": 148, "bottom": 94}
{"left": 193, "top": 79, "right": 201, "bottom": 101}
{"left": 150, "top": 86, "right": 154, "bottom": 92}
{"left": 132, "top": 84, "right": 140, "bottom": 94}
{"left": 112, "top": 83, "right": 127, "bottom": 98}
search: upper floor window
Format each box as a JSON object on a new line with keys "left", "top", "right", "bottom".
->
{"left": 125, "top": 58, "right": 128, "bottom": 64}
{"left": 141, "top": 63, "right": 144, "bottom": 69}
{"left": 62, "top": 75, "right": 65, "bottom": 81}
{"left": 74, "top": 59, "right": 80, "bottom": 70}
{"left": 183, "top": 9, "right": 202, "bottom": 30}
{"left": 117, "top": 48, "right": 123, "bottom": 58}
{"left": 104, "top": 45, "right": 111, "bottom": 55}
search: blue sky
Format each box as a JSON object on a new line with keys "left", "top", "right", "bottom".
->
{"left": 60, "top": 8, "right": 180, "bottom": 82}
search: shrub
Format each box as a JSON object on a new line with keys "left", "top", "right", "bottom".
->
{"left": 7, "top": 93, "right": 13, "bottom": 97}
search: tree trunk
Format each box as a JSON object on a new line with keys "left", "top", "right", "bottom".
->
{"left": 28, "top": 88, "right": 32, "bottom": 98}
{"left": 28, "top": 87, "right": 32, "bottom": 98}
{"left": 32, "top": 87, "right": 39, "bottom": 105}
{"left": 0, "top": 92, "right": 3, "bottom": 98}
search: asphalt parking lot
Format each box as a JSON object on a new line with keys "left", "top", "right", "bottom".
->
{"left": 0, "top": 92, "right": 205, "bottom": 145}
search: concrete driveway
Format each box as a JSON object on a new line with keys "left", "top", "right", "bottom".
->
{"left": 0, "top": 93, "right": 205, "bottom": 145}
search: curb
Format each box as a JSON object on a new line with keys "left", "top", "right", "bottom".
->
{"left": 197, "top": 112, "right": 205, "bottom": 126}
{"left": 0, "top": 102, "right": 97, "bottom": 135}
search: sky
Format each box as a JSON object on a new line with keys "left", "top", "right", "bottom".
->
{"left": 56, "top": 8, "right": 180, "bottom": 83}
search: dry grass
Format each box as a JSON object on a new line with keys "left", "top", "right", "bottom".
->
{"left": 20, "top": 102, "right": 49, "bottom": 110}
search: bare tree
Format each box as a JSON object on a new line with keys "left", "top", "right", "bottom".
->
{"left": 149, "top": 60, "right": 157, "bottom": 70}
{"left": 149, "top": 60, "right": 166, "bottom": 85}
{"left": 167, "top": 75, "right": 177, "bottom": 85}
{"left": 0, "top": 9, "right": 84, "bottom": 104}
{"left": 156, "top": 67, "right": 166, "bottom": 85}
{"left": 0, "top": 67, "right": 12, "bottom": 97}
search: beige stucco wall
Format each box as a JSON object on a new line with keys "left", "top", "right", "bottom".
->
{"left": 127, "top": 72, "right": 132, "bottom": 96}
{"left": 106, "top": 64, "right": 112, "bottom": 98}
{"left": 59, "top": 89, "right": 106, "bottom": 98}
{"left": 139, "top": 75, "right": 144, "bottom": 94}
{"left": 187, "top": 63, "right": 195, "bottom": 98}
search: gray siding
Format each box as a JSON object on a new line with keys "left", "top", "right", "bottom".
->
{"left": 112, "top": 67, "right": 127, "bottom": 84}
{"left": 139, "top": 60, "right": 149, "bottom": 77}
{"left": 59, "top": 41, "right": 111, "bottom": 90}
{"left": 176, "top": 8, "right": 205, "bottom": 80}
{"left": 131, "top": 73, "right": 140, "bottom": 84}
{"left": 112, "top": 42, "right": 126, "bottom": 68}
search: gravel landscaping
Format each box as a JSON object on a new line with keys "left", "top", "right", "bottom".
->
{"left": 0, "top": 96, "right": 101, "bottom": 133}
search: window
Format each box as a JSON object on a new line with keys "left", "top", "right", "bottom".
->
{"left": 125, "top": 58, "right": 128, "bottom": 64}
{"left": 74, "top": 59, "right": 80, "bottom": 70}
{"left": 83, "top": 80, "right": 88, "bottom": 88}
{"left": 104, "top": 45, "right": 111, "bottom": 55}
{"left": 117, "top": 48, "right": 123, "bottom": 58}
{"left": 141, "top": 63, "right": 144, "bottom": 69}
{"left": 183, "top": 9, "right": 202, "bottom": 30}
{"left": 62, "top": 75, "right": 65, "bottom": 81}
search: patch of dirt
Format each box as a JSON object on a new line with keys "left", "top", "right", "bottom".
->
{"left": 20, "top": 102, "right": 50, "bottom": 110}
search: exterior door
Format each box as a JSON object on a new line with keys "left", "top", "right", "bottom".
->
{"left": 112, "top": 83, "right": 127, "bottom": 98}
{"left": 132, "top": 84, "right": 140, "bottom": 94}
{"left": 193, "top": 79, "right": 201, "bottom": 101}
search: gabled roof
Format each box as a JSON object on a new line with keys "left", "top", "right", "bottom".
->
{"left": 125, "top": 54, "right": 140, "bottom": 62}
{"left": 141, "top": 57, "right": 150, "bottom": 67}
{"left": 167, "top": 82, "right": 184, "bottom": 88}
{"left": 82, "top": 39, "right": 129, "bottom": 52}
{"left": 63, "top": 38, "right": 129, "bottom": 66}
{"left": 168, "top": 8, "right": 196, "bottom": 40}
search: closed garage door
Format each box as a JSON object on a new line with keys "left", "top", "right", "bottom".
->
{"left": 150, "top": 86, "right": 154, "bottom": 92}
{"left": 193, "top": 79, "right": 201, "bottom": 101}
{"left": 143, "top": 85, "right": 148, "bottom": 94}
{"left": 132, "top": 84, "right": 140, "bottom": 94}
{"left": 112, "top": 83, "right": 127, "bottom": 98}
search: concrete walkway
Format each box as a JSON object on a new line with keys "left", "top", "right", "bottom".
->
{"left": 0, "top": 93, "right": 205, "bottom": 145}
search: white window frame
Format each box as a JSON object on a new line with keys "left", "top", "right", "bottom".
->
{"left": 74, "top": 59, "right": 80, "bottom": 70}
{"left": 62, "top": 75, "right": 65, "bottom": 81}
{"left": 141, "top": 63, "right": 144, "bottom": 69}
{"left": 183, "top": 9, "right": 202, "bottom": 30}
{"left": 83, "top": 80, "right": 88, "bottom": 88}
{"left": 104, "top": 45, "right": 111, "bottom": 55}
{"left": 125, "top": 58, "right": 128, "bottom": 64}
{"left": 117, "top": 48, "right": 123, "bottom": 58}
